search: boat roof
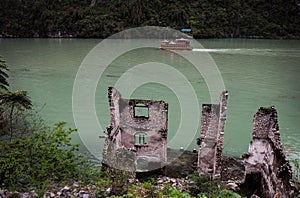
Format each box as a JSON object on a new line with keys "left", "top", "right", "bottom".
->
{"left": 176, "top": 38, "right": 190, "bottom": 41}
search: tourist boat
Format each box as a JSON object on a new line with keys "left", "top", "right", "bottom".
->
{"left": 160, "top": 38, "right": 192, "bottom": 50}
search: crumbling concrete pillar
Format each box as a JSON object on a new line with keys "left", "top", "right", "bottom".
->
{"left": 242, "top": 106, "right": 298, "bottom": 198}
{"left": 197, "top": 91, "right": 228, "bottom": 179}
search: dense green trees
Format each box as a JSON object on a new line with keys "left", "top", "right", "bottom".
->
{"left": 0, "top": 122, "right": 80, "bottom": 192}
{"left": 0, "top": 0, "right": 299, "bottom": 38}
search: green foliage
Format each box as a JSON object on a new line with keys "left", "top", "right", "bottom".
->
{"left": 114, "top": 170, "right": 243, "bottom": 197}
{"left": 197, "top": 190, "right": 241, "bottom": 198}
{"left": 0, "top": 90, "right": 32, "bottom": 140}
{"left": 125, "top": 181, "right": 157, "bottom": 197}
{"left": 0, "top": 0, "right": 299, "bottom": 38}
{"left": 75, "top": 154, "right": 103, "bottom": 185}
{"left": 187, "top": 172, "right": 222, "bottom": 196}
{"left": 0, "top": 122, "right": 80, "bottom": 192}
{"left": 0, "top": 90, "right": 32, "bottom": 110}
{"left": 104, "top": 145, "right": 136, "bottom": 195}
{"left": 0, "top": 106, "right": 43, "bottom": 141}
{"left": 291, "top": 157, "right": 300, "bottom": 182}
{"left": 0, "top": 55, "right": 107, "bottom": 196}
{"left": 0, "top": 56, "right": 39, "bottom": 141}
{"left": 0, "top": 55, "right": 9, "bottom": 93}
{"left": 157, "top": 184, "right": 192, "bottom": 198}
{"left": 216, "top": 190, "right": 241, "bottom": 198}
{"left": 125, "top": 182, "right": 193, "bottom": 198}
{"left": 94, "top": 172, "right": 112, "bottom": 197}
{"left": 185, "top": 172, "right": 242, "bottom": 197}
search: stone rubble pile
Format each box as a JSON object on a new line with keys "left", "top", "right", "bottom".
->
{"left": 0, "top": 182, "right": 99, "bottom": 198}
{"left": 0, "top": 177, "right": 195, "bottom": 198}
{"left": 43, "top": 185, "right": 96, "bottom": 198}
{"left": 0, "top": 189, "right": 38, "bottom": 198}
{"left": 156, "top": 176, "right": 195, "bottom": 192}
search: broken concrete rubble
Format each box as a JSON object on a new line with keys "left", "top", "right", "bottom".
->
{"left": 242, "top": 106, "right": 299, "bottom": 198}
{"left": 197, "top": 91, "right": 228, "bottom": 179}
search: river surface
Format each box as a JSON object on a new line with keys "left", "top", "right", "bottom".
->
{"left": 0, "top": 38, "right": 299, "bottom": 161}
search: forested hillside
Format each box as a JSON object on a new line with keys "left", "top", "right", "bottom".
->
{"left": 0, "top": 0, "right": 299, "bottom": 38}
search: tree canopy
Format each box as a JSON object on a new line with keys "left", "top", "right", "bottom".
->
{"left": 0, "top": 0, "right": 299, "bottom": 39}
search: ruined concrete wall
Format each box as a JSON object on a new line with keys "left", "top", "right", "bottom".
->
{"left": 197, "top": 104, "right": 219, "bottom": 176}
{"left": 215, "top": 91, "right": 228, "bottom": 178}
{"left": 103, "top": 87, "right": 168, "bottom": 172}
{"left": 119, "top": 99, "right": 168, "bottom": 171}
{"left": 108, "top": 87, "right": 121, "bottom": 129}
{"left": 197, "top": 91, "right": 228, "bottom": 179}
{"left": 242, "top": 107, "right": 298, "bottom": 198}
{"left": 102, "top": 87, "right": 123, "bottom": 167}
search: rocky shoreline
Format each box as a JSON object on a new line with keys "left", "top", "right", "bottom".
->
{"left": 0, "top": 151, "right": 252, "bottom": 198}
{"left": 0, "top": 151, "right": 298, "bottom": 197}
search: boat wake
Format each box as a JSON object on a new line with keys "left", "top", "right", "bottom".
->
{"left": 192, "top": 48, "right": 300, "bottom": 57}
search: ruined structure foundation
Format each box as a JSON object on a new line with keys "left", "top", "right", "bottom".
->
{"left": 197, "top": 91, "right": 228, "bottom": 179}
{"left": 242, "top": 107, "right": 298, "bottom": 198}
{"left": 102, "top": 87, "right": 168, "bottom": 173}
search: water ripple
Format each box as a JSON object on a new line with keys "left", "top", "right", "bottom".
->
{"left": 193, "top": 48, "right": 300, "bottom": 57}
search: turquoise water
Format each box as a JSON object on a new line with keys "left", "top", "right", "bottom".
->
{"left": 0, "top": 38, "right": 299, "bottom": 161}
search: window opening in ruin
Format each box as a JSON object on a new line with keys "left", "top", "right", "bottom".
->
{"left": 134, "top": 133, "right": 148, "bottom": 145}
{"left": 134, "top": 104, "right": 149, "bottom": 118}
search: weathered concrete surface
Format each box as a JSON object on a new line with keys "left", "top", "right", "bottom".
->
{"left": 102, "top": 87, "right": 168, "bottom": 173}
{"left": 221, "top": 156, "right": 245, "bottom": 188}
{"left": 242, "top": 107, "right": 299, "bottom": 198}
{"left": 165, "top": 149, "right": 198, "bottom": 178}
{"left": 197, "top": 91, "right": 228, "bottom": 179}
